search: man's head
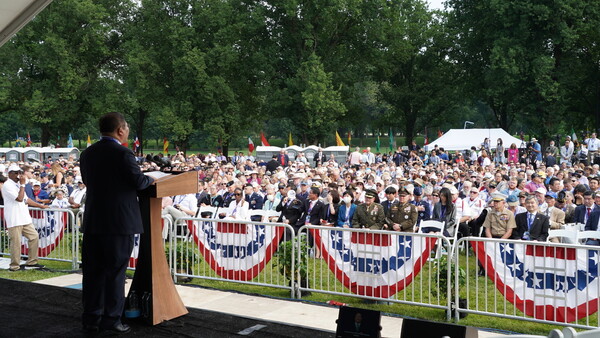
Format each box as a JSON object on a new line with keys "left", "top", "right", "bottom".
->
{"left": 545, "top": 192, "right": 557, "bottom": 207}
{"left": 398, "top": 187, "right": 410, "bottom": 204}
{"left": 524, "top": 196, "right": 538, "bottom": 213}
{"left": 244, "top": 183, "right": 253, "bottom": 196}
{"left": 99, "top": 112, "right": 129, "bottom": 144}
{"left": 7, "top": 164, "right": 22, "bottom": 183}
{"left": 580, "top": 191, "right": 594, "bottom": 208}
{"left": 384, "top": 186, "right": 397, "bottom": 202}
{"left": 549, "top": 177, "right": 562, "bottom": 192}
{"left": 490, "top": 192, "right": 507, "bottom": 212}
{"left": 364, "top": 189, "right": 377, "bottom": 206}
{"left": 590, "top": 177, "right": 599, "bottom": 192}
{"left": 308, "top": 187, "right": 320, "bottom": 201}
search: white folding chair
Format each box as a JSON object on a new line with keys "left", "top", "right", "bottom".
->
{"left": 577, "top": 231, "right": 600, "bottom": 245}
{"left": 547, "top": 229, "right": 577, "bottom": 244}
{"left": 248, "top": 209, "right": 269, "bottom": 222}
{"left": 575, "top": 223, "right": 586, "bottom": 232}
{"left": 417, "top": 220, "right": 445, "bottom": 233}
{"left": 263, "top": 210, "right": 281, "bottom": 222}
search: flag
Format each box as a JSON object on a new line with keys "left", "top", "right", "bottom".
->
{"left": 375, "top": 133, "right": 380, "bottom": 152}
{"left": 15, "top": 133, "right": 21, "bottom": 147}
{"left": 22, "top": 209, "right": 67, "bottom": 257}
{"left": 187, "top": 220, "right": 285, "bottom": 280}
{"left": 347, "top": 131, "right": 352, "bottom": 146}
{"left": 163, "top": 137, "right": 169, "bottom": 154}
{"left": 288, "top": 132, "right": 294, "bottom": 146}
{"left": 389, "top": 128, "right": 394, "bottom": 151}
{"left": 472, "top": 240, "right": 600, "bottom": 322}
{"left": 260, "top": 132, "right": 270, "bottom": 146}
{"left": 571, "top": 127, "right": 577, "bottom": 141}
{"left": 248, "top": 137, "right": 255, "bottom": 153}
{"left": 133, "top": 136, "right": 140, "bottom": 152}
{"left": 86, "top": 135, "right": 91, "bottom": 147}
{"left": 437, "top": 129, "right": 443, "bottom": 138}
{"left": 67, "top": 134, "right": 73, "bottom": 148}
{"left": 312, "top": 229, "right": 437, "bottom": 298}
{"left": 335, "top": 131, "right": 345, "bottom": 146}
{"left": 26, "top": 133, "right": 32, "bottom": 147}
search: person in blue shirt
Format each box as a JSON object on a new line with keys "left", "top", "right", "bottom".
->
{"left": 531, "top": 138, "right": 542, "bottom": 164}
{"left": 337, "top": 191, "right": 357, "bottom": 227}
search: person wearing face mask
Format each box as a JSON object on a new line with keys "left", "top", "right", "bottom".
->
{"left": 262, "top": 184, "right": 280, "bottom": 211}
{"left": 337, "top": 192, "right": 356, "bottom": 227}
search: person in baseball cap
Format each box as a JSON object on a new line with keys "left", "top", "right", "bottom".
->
{"left": 2, "top": 163, "right": 48, "bottom": 272}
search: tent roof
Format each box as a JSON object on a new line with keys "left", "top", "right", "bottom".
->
{"left": 424, "top": 128, "right": 525, "bottom": 151}
{"left": 0, "top": 1, "right": 53, "bottom": 48}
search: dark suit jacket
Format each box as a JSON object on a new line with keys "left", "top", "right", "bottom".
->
{"left": 313, "top": 152, "right": 326, "bottom": 165}
{"left": 80, "top": 138, "right": 153, "bottom": 234}
{"left": 513, "top": 212, "right": 550, "bottom": 241}
{"left": 300, "top": 199, "right": 326, "bottom": 225}
{"left": 574, "top": 204, "right": 595, "bottom": 224}
{"left": 585, "top": 208, "right": 600, "bottom": 231}
{"left": 277, "top": 154, "right": 290, "bottom": 167}
{"left": 276, "top": 198, "right": 305, "bottom": 226}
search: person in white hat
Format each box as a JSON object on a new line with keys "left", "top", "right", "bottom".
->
{"left": 2, "top": 164, "right": 48, "bottom": 271}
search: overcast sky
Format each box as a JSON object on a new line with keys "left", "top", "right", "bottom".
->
{"left": 428, "top": 0, "right": 445, "bottom": 10}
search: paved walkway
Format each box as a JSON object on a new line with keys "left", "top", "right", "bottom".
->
{"left": 35, "top": 274, "right": 506, "bottom": 337}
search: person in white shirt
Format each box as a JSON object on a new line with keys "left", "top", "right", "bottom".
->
{"left": 586, "top": 133, "right": 600, "bottom": 163}
{"left": 560, "top": 139, "right": 574, "bottom": 165}
{"left": 2, "top": 164, "right": 48, "bottom": 271}
{"left": 348, "top": 147, "right": 362, "bottom": 167}
{"left": 50, "top": 189, "right": 70, "bottom": 209}
{"left": 69, "top": 180, "right": 87, "bottom": 210}
{"left": 221, "top": 188, "right": 250, "bottom": 220}
{"left": 162, "top": 193, "right": 198, "bottom": 237}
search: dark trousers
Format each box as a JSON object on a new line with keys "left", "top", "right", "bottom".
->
{"left": 82, "top": 234, "right": 134, "bottom": 327}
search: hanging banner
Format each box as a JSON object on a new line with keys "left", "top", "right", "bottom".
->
{"left": 312, "top": 229, "right": 437, "bottom": 298}
{"left": 22, "top": 209, "right": 68, "bottom": 257}
{"left": 473, "top": 241, "right": 600, "bottom": 322}
{"left": 188, "top": 221, "right": 284, "bottom": 281}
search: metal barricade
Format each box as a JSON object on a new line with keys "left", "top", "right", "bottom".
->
{"left": 171, "top": 216, "right": 296, "bottom": 298}
{"left": 298, "top": 225, "right": 452, "bottom": 317}
{"left": 454, "top": 237, "right": 600, "bottom": 329}
{"left": 0, "top": 206, "right": 77, "bottom": 269}
{"left": 125, "top": 216, "right": 171, "bottom": 271}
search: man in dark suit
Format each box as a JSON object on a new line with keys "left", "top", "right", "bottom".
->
{"left": 574, "top": 191, "right": 596, "bottom": 224}
{"left": 277, "top": 149, "right": 290, "bottom": 167}
{"left": 301, "top": 187, "right": 326, "bottom": 225}
{"left": 513, "top": 196, "right": 550, "bottom": 241}
{"left": 585, "top": 208, "right": 600, "bottom": 245}
{"left": 80, "top": 112, "right": 154, "bottom": 333}
{"left": 313, "top": 148, "right": 326, "bottom": 166}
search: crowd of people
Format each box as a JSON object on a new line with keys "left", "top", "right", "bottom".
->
{"left": 2, "top": 133, "right": 600, "bottom": 248}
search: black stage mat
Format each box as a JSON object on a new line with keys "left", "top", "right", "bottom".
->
{"left": 0, "top": 278, "right": 334, "bottom": 338}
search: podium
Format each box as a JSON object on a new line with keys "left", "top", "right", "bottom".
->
{"left": 128, "top": 171, "right": 198, "bottom": 325}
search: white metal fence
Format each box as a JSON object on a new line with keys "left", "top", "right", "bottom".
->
{"left": 170, "top": 217, "right": 297, "bottom": 297}
{"left": 298, "top": 225, "right": 453, "bottom": 318}
{"left": 0, "top": 206, "right": 77, "bottom": 269}
{"left": 454, "top": 237, "right": 600, "bottom": 330}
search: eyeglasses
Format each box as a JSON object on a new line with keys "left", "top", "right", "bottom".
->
{"left": 432, "top": 194, "right": 439, "bottom": 197}
{"left": 470, "top": 191, "right": 478, "bottom": 194}
{"left": 234, "top": 193, "right": 242, "bottom": 196}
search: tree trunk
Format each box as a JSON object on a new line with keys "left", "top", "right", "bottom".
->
{"left": 41, "top": 127, "right": 51, "bottom": 147}
{"left": 136, "top": 108, "right": 148, "bottom": 155}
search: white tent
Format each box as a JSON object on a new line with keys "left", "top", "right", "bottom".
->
{"left": 424, "top": 128, "right": 525, "bottom": 152}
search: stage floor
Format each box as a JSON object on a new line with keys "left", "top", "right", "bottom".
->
{"left": 1, "top": 277, "right": 333, "bottom": 337}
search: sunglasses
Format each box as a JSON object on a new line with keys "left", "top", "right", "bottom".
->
{"left": 432, "top": 194, "right": 439, "bottom": 197}
{"left": 234, "top": 193, "right": 242, "bottom": 196}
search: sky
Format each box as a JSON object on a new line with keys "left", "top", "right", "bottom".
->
{"left": 428, "top": 0, "right": 445, "bottom": 10}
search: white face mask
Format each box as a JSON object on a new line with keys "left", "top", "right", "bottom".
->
{"left": 343, "top": 196, "right": 352, "bottom": 204}
{"left": 267, "top": 194, "right": 274, "bottom": 202}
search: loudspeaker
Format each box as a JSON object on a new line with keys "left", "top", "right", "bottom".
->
{"left": 401, "top": 318, "right": 478, "bottom": 338}
{"left": 335, "top": 306, "right": 381, "bottom": 338}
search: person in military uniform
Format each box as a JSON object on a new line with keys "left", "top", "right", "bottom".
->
{"left": 387, "top": 187, "right": 418, "bottom": 232}
{"left": 411, "top": 186, "right": 430, "bottom": 229}
{"left": 483, "top": 192, "right": 516, "bottom": 239}
{"left": 352, "top": 189, "right": 387, "bottom": 230}
{"left": 222, "top": 181, "right": 236, "bottom": 207}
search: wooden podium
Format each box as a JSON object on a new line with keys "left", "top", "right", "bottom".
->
{"left": 128, "top": 171, "right": 198, "bottom": 325}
